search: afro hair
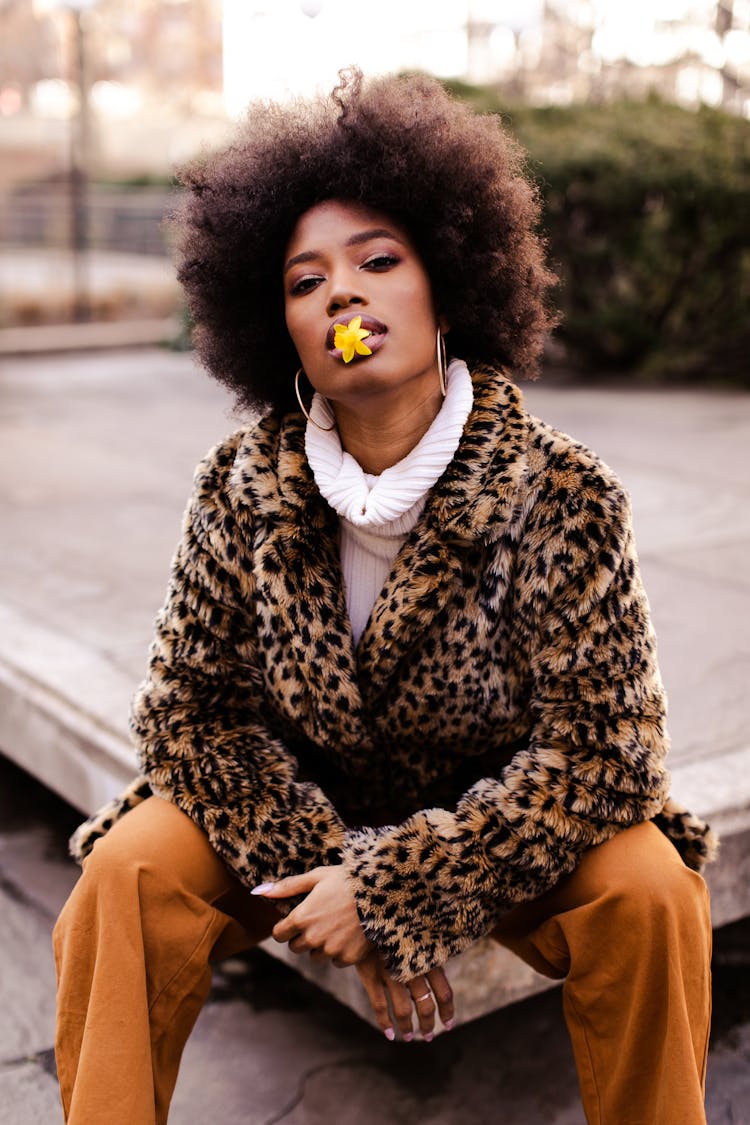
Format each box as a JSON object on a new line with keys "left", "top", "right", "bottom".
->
{"left": 173, "top": 68, "right": 558, "bottom": 415}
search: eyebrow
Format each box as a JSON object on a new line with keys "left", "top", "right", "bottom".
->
{"left": 283, "top": 228, "right": 405, "bottom": 274}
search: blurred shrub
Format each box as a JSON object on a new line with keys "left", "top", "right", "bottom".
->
{"left": 446, "top": 82, "right": 750, "bottom": 385}
{"left": 166, "top": 303, "right": 195, "bottom": 352}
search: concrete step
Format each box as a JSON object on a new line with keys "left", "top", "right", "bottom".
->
{"left": 1, "top": 598, "right": 748, "bottom": 1033}
{"left": 2, "top": 349, "right": 748, "bottom": 1034}
{"left": 0, "top": 316, "right": 182, "bottom": 355}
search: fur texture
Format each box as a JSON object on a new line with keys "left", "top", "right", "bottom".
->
{"left": 71, "top": 368, "right": 717, "bottom": 982}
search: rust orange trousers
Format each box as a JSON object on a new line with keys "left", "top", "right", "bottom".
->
{"left": 53, "top": 797, "right": 712, "bottom": 1125}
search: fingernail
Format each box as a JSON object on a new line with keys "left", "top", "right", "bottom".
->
{"left": 250, "top": 882, "right": 276, "bottom": 895}
{"left": 384, "top": 1027, "right": 395, "bottom": 1041}
{"left": 403, "top": 1032, "right": 414, "bottom": 1043}
{"left": 423, "top": 1032, "right": 434, "bottom": 1043}
{"left": 444, "top": 1018, "right": 455, "bottom": 1030}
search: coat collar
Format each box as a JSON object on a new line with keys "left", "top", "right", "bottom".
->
{"left": 231, "top": 367, "right": 529, "bottom": 760}
{"left": 262, "top": 365, "right": 529, "bottom": 543}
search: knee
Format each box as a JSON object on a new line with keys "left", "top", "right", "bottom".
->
{"left": 63, "top": 808, "right": 178, "bottom": 926}
{"left": 75, "top": 797, "right": 201, "bottom": 899}
{"left": 53, "top": 828, "right": 150, "bottom": 969}
{"left": 54, "top": 814, "right": 204, "bottom": 981}
{"left": 601, "top": 825, "right": 710, "bottom": 938}
{"left": 62, "top": 797, "right": 237, "bottom": 929}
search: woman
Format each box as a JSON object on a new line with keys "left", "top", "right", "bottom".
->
{"left": 54, "top": 71, "right": 717, "bottom": 1124}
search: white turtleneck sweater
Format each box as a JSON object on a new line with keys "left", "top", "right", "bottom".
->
{"left": 305, "top": 359, "right": 474, "bottom": 645}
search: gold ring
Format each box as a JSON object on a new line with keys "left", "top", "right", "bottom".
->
{"left": 414, "top": 991, "right": 432, "bottom": 1003}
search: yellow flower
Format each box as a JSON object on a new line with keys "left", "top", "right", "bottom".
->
{"left": 333, "top": 315, "right": 372, "bottom": 363}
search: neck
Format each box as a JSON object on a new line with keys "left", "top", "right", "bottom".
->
{"left": 332, "top": 384, "right": 443, "bottom": 475}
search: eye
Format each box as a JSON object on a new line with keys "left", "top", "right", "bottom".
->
{"left": 362, "top": 253, "right": 400, "bottom": 271}
{"left": 288, "top": 274, "right": 322, "bottom": 297}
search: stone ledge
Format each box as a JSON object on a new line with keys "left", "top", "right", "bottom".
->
{"left": 259, "top": 934, "right": 559, "bottom": 1035}
{"left": 261, "top": 793, "right": 750, "bottom": 1033}
{"left": 1, "top": 599, "right": 748, "bottom": 1031}
{"left": 0, "top": 317, "right": 181, "bottom": 355}
{"left": 0, "top": 604, "right": 136, "bottom": 814}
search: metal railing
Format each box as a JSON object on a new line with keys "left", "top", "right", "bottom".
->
{"left": 0, "top": 185, "right": 178, "bottom": 256}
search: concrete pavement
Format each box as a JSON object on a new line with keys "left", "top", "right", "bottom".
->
{"left": 1, "top": 752, "right": 749, "bottom": 1124}
{"left": 1, "top": 351, "right": 749, "bottom": 886}
{"left": 1, "top": 348, "right": 749, "bottom": 1120}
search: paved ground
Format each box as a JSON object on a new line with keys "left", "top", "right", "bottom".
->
{"left": 1, "top": 753, "right": 749, "bottom": 1125}
{"left": 1, "top": 347, "right": 749, "bottom": 1121}
{"left": 0, "top": 747, "right": 746, "bottom": 1125}
{"left": 1, "top": 350, "right": 748, "bottom": 831}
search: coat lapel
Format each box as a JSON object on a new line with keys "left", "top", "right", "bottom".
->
{"left": 355, "top": 515, "right": 465, "bottom": 701}
{"left": 355, "top": 368, "right": 530, "bottom": 702}
{"left": 233, "top": 412, "right": 373, "bottom": 765}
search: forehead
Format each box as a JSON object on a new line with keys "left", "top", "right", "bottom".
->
{"left": 285, "top": 199, "right": 411, "bottom": 255}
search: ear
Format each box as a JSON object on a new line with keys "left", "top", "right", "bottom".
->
{"left": 438, "top": 314, "right": 451, "bottom": 335}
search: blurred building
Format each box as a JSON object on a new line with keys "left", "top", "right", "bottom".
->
{"left": 86, "top": 0, "right": 223, "bottom": 117}
{"left": 1, "top": 0, "right": 746, "bottom": 328}
{"left": 1, "top": 0, "right": 222, "bottom": 114}
{"left": 0, "top": 0, "right": 747, "bottom": 184}
{"left": 466, "top": 0, "right": 750, "bottom": 116}
{"left": 0, "top": 0, "right": 226, "bottom": 182}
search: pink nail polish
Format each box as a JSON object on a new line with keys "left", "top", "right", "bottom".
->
{"left": 384, "top": 1027, "right": 395, "bottom": 1041}
{"left": 403, "top": 1032, "right": 414, "bottom": 1043}
{"left": 423, "top": 1032, "right": 434, "bottom": 1043}
{"left": 444, "top": 1018, "right": 455, "bottom": 1030}
{"left": 250, "top": 882, "right": 276, "bottom": 895}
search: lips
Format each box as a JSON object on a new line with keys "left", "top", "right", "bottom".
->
{"left": 326, "top": 313, "right": 388, "bottom": 356}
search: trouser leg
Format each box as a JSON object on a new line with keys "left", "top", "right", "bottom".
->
{"left": 53, "top": 796, "right": 279, "bottom": 1125}
{"left": 492, "top": 821, "right": 712, "bottom": 1125}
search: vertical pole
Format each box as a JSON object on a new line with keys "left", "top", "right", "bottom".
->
{"left": 715, "top": 0, "right": 734, "bottom": 111}
{"left": 69, "top": 5, "right": 89, "bottom": 322}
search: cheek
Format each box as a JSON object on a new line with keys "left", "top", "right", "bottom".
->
{"left": 405, "top": 293, "right": 439, "bottom": 352}
{"left": 398, "top": 273, "right": 437, "bottom": 329}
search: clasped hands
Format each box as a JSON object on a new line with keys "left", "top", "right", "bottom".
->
{"left": 252, "top": 865, "right": 454, "bottom": 1041}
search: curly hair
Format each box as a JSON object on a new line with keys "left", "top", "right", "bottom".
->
{"left": 173, "top": 69, "right": 558, "bottom": 415}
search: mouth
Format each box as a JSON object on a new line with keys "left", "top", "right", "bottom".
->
{"left": 326, "top": 313, "right": 388, "bottom": 360}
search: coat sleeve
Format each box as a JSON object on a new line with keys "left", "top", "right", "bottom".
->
{"left": 72, "top": 440, "right": 347, "bottom": 883}
{"left": 340, "top": 484, "right": 672, "bottom": 982}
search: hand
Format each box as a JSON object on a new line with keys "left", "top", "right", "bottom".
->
{"left": 356, "top": 951, "right": 454, "bottom": 1042}
{"left": 252, "top": 866, "right": 370, "bottom": 967}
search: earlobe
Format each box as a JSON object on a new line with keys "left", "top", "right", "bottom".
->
{"left": 438, "top": 315, "right": 451, "bottom": 335}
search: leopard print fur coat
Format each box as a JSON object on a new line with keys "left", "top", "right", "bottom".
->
{"left": 71, "top": 366, "right": 717, "bottom": 982}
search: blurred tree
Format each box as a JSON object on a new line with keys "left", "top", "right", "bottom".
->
{"left": 447, "top": 80, "right": 750, "bottom": 385}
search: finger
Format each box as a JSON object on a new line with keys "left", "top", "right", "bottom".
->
{"left": 409, "top": 978, "right": 437, "bottom": 1040}
{"left": 271, "top": 901, "right": 311, "bottom": 944}
{"left": 385, "top": 979, "right": 416, "bottom": 1042}
{"left": 427, "top": 966, "right": 455, "bottom": 1030}
{"left": 357, "top": 960, "right": 395, "bottom": 1041}
{"left": 271, "top": 915, "right": 300, "bottom": 944}
{"left": 250, "top": 871, "right": 320, "bottom": 900}
{"left": 273, "top": 909, "right": 326, "bottom": 948}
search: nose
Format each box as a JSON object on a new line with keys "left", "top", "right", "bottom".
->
{"left": 326, "top": 273, "right": 366, "bottom": 317}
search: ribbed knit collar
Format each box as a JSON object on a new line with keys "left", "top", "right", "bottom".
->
{"left": 305, "top": 359, "right": 474, "bottom": 529}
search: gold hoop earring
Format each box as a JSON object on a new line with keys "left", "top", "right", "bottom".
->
{"left": 295, "top": 368, "right": 335, "bottom": 432}
{"left": 437, "top": 329, "right": 447, "bottom": 398}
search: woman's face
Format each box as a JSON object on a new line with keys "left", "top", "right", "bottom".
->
{"left": 283, "top": 199, "right": 444, "bottom": 411}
